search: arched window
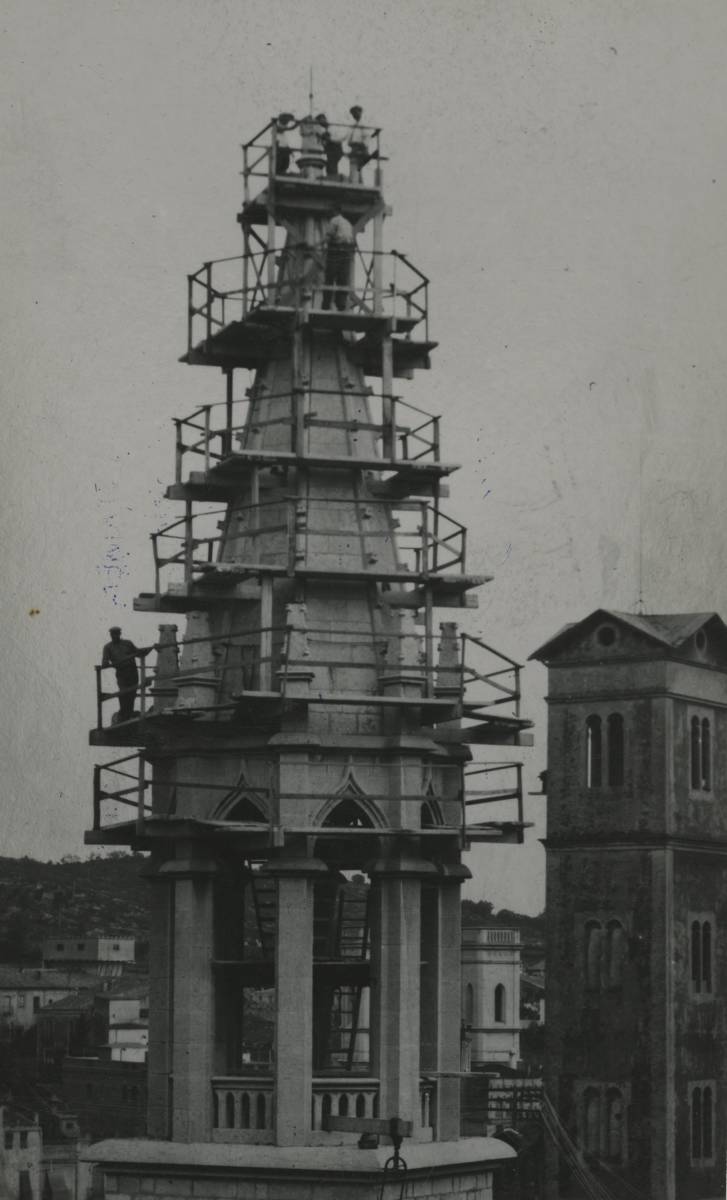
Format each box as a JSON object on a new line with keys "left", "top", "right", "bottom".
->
{"left": 692, "top": 1086, "right": 703, "bottom": 1160}
{"left": 702, "top": 1086, "right": 713, "bottom": 1159}
{"left": 607, "top": 714, "right": 624, "bottom": 786}
{"left": 690, "top": 1083, "right": 716, "bottom": 1162}
{"left": 585, "top": 921, "right": 603, "bottom": 990}
{"left": 494, "top": 984, "right": 506, "bottom": 1023}
{"left": 702, "top": 922, "right": 712, "bottom": 993}
{"left": 691, "top": 920, "right": 702, "bottom": 992}
{"left": 691, "top": 918, "right": 714, "bottom": 995}
{"left": 701, "top": 719, "right": 711, "bottom": 790}
{"left": 464, "top": 982, "right": 474, "bottom": 1025}
{"left": 605, "top": 1089, "right": 624, "bottom": 1160}
{"left": 586, "top": 716, "right": 602, "bottom": 788}
{"left": 584, "top": 1088, "right": 600, "bottom": 1155}
{"left": 691, "top": 717, "right": 701, "bottom": 790}
{"left": 690, "top": 715, "right": 712, "bottom": 792}
{"left": 606, "top": 921, "right": 625, "bottom": 989}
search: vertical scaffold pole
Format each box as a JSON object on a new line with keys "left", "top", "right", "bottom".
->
{"left": 243, "top": 232, "right": 250, "bottom": 318}
{"left": 292, "top": 327, "right": 305, "bottom": 456}
{"left": 373, "top": 206, "right": 383, "bottom": 316}
{"left": 137, "top": 753, "right": 146, "bottom": 826}
{"left": 260, "top": 573, "right": 273, "bottom": 691}
{"left": 184, "top": 500, "right": 193, "bottom": 584}
{"left": 381, "top": 335, "right": 394, "bottom": 461}
{"left": 424, "top": 584, "right": 434, "bottom": 698}
{"left": 225, "top": 369, "right": 234, "bottom": 457}
{"left": 266, "top": 204, "right": 276, "bottom": 303}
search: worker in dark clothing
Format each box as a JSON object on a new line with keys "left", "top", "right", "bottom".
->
{"left": 322, "top": 207, "right": 355, "bottom": 311}
{"left": 317, "top": 113, "right": 344, "bottom": 179}
{"left": 101, "top": 626, "right": 139, "bottom": 722}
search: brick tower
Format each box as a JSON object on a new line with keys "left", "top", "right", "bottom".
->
{"left": 532, "top": 608, "right": 727, "bottom": 1200}
{"left": 87, "top": 108, "right": 530, "bottom": 1199}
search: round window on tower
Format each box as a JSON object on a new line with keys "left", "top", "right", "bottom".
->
{"left": 596, "top": 625, "right": 617, "bottom": 648}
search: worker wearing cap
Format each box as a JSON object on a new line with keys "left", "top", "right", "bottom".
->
{"left": 347, "top": 105, "right": 370, "bottom": 183}
{"left": 101, "top": 627, "right": 140, "bottom": 722}
{"left": 317, "top": 113, "right": 344, "bottom": 179}
{"left": 322, "top": 207, "right": 355, "bottom": 312}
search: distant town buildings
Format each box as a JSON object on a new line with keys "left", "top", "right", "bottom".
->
{"left": 42, "top": 937, "right": 136, "bottom": 976}
{"left": 0, "top": 968, "right": 93, "bottom": 1036}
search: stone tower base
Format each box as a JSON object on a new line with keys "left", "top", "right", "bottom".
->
{"left": 85, "top": 1138, "right": 515, "bottom": 1200}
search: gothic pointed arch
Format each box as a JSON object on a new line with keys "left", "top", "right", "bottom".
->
{"left": 211, "top": 766, "right": 270, "bottom": 822}
{"left": 315, "top": 792, "right": 384, "bottom": 830}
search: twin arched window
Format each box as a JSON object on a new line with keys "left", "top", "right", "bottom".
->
{"left": 585, "top": 920, "right": 625, "bottom": 990}
{"left": 586, "top": 714, "right": 624, "bottom": 788}
{"left": 690, "top": 716, "right": 712, "bottom": 792}
{"left": 582, "top": 1085, "right": 626, "bottom": 1161}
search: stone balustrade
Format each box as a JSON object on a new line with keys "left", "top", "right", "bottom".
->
{"left": 212, "top": 1077, "right": 274, "bottom": 1143}
{"left": 211, "top": 1075, "right": 436, "bottom": 1140}
{"left": 311, "top": 1077, "right": 380, "bottom": 1130}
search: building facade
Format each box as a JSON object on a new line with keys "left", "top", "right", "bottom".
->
{"left": 42, "top": 938, "right": 136, "bottom": 976}
{"left": 461, "top": 927, "right": 521, "bottom": 1068}
{"left": 0, "top": 968, "right": 92, "bottom": 1035}
{"left": 532, "top": 608, "right": 727, "bottom": 1200}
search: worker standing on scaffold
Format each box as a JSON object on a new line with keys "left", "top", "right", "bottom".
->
{"left": 322, "top": 206, "right": 355, "bottom": 311}
{"left": 347, "top": 105, "right": 371, "bottom": 183}
{"left": 273, "top": 112, "right": 296, "bottom": 175}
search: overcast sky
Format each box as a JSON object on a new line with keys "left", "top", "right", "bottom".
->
{"left": 2, "top": 0, "right": 727, "bottom": 914}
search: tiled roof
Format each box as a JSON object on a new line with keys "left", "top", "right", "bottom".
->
{"left": 0, "top": 966, "right": 95, "bottom": 990}
{"left": 530, "top": 608, "right": 726, "bottom": 660}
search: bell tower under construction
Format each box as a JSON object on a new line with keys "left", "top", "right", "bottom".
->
{"left": 87, "top": 107, "right": 531, "bottom": 1200}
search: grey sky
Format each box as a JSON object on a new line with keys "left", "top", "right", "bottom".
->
{"left": 2, "top": 1, "right": 726, "bottom": 914}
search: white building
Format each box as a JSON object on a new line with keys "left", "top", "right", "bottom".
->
{"left": 0, "top": 968, "right": 92, "bottom": 1033}
{"left": 461, "top": 927, "right": 521, "bottom": 1068}
{"left": 0, "top": 1107, "right": 42, "bottom": 1200}
{"left": 42, "top": 937, "right": 136, "bottom": 975}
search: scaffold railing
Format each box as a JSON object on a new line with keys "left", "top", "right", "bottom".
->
{"left": 91, "top": 749, "right": 525, "bottom": 846}
{"left": 187, "top": 247, "right": 429, "bottom": 351}
{"left": 173, "top": 391, "right": 442, "bottom": 481}
{"left": 241, "top": 118, "right": 384, "bottom": 206}
{"left": 149, "top": 496, "right": 467, "bottom": 594}
{"left": 92, "top": 625, "right": 521, "bottom": 735}
{"left": 92, "top": 753, "right": 153, "bottom": 830}
{"left": 460, "top": 634, "right": 521, "bottom": 719}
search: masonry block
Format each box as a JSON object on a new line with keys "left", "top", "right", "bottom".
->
{"left": 154, "top": 1178, "right": 193, "bottom": 1196}
{"left": 191, "top": 1181, "right": 237, "bottom": 1198}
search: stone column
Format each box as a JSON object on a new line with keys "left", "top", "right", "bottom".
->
{"left": 159, "top": 849, "right": 219, "bottom": 1142}
{"left": 266, "top": 853, "right": 328, "bottom": 1145}
{"left": 369, "top": 851, "right": 438, "bottom": 1131}
{"left": 420, "top": 864, "right": 470, "bottom": 1141}
{"left": 144, "top": 855, "right": 173, "bottom": 1139}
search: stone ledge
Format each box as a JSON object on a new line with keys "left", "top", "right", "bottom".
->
{"left": 83, "top": 1137, "right": 515, "bottom": 1179}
